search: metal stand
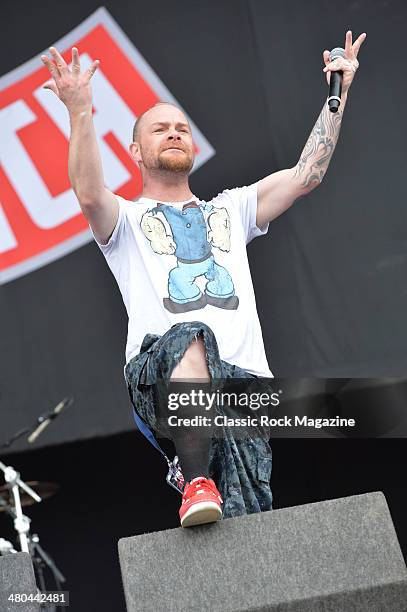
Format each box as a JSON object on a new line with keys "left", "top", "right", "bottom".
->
{"left": 0, "top": 461, "right": 41, "bottom": 553}
{"left": 0, "top": 461, "right": 66, "bottom": 608}
{"left": 30, "top": 533, "right": 66, "bottom": 586}
{"left": 28, "top": 534, "right": 66, "bottom": 612}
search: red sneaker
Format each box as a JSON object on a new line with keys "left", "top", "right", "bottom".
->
{"left": 179, "top": 476, "right": 223, "bottom": 528}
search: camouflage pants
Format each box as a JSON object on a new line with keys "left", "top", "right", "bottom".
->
{"left": 124, "top": 321, "right": 273, "bottom": 519}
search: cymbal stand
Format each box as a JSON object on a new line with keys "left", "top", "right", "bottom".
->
{"left": 0, "top": 460, "right": 41, "bottom": 553}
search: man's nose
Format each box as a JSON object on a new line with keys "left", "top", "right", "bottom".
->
{"left": 168, "top": 129, "right": 181, "bottom": 140}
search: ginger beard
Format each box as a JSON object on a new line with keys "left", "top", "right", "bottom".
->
{"left": 139, "top": 143, "right": 194, "bottom": 174}
{"left": 159, "top": 147, "right": 194, "bottom": 173}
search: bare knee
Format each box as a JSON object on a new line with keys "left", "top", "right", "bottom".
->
{"left": 170, "top": 335, "right": 210, "bottom": 380}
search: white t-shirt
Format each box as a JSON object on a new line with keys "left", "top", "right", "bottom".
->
{"left": 90, "top": 183, "right": 273, "bottom": 378}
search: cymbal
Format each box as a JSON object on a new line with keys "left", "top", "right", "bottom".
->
{"left": 0, "top": 481, "right": 59, "bottom": 511}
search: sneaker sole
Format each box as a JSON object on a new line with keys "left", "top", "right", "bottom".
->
{"left": 180, "top": 501, "right": 222, "bottom": 528}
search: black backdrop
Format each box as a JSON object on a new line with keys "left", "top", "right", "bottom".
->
{"left": 2, "top": 0, "right": 407, "bottom": 450}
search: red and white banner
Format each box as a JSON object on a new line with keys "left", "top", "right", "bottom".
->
{"left": 0, "top": 7, "right": 214, "bottom": 284}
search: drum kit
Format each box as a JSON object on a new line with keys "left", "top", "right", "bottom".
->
{"left": 0, "top": 398, "right": 73, "bottom": 609}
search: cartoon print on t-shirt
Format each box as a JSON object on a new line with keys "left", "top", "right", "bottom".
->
{"left": 140, "top": 201, "right": 239, "bottom": 313}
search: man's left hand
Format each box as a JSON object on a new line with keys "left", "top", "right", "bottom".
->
{"left": 323, "top": 30, "right": 367, "bottom": 95}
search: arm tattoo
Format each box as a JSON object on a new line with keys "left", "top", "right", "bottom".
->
{"left": 293, "top": 101, "right": 344, "bottom": 189}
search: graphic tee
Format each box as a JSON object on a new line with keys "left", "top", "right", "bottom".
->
{"left": 90, "top": 183, "right": 273, "bottom": 377}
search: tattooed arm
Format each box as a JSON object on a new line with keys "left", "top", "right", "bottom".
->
{"left": 256, "top": 30, "right": 366, "bottom": 229}
{"left": 292, "top": 94, "right": 346, "bottom": 190}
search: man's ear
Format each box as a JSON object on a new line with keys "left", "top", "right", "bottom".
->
{"left": 129, "top": 142, "right": 142, "bottom": 166}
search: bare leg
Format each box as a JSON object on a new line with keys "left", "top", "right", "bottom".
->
{"left": 170, "top": 334, "right": 210, "bottom": 381}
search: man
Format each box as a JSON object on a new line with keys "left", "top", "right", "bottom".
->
{"left": 41, "top": 30, "right": 366, "bottom": 528}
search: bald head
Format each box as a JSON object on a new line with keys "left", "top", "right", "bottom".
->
{"left": 132, "top": 102, "right": 187, "bottom": 142}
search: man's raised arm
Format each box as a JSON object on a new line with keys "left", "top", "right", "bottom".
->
{"left": 41, "top": 46, "right": 118, "bottom": 245}
{"left": 256, "top": 30, "right": 367, "bottom": 229}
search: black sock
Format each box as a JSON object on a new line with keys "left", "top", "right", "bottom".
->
{"left": 172, "top": 432, "right": 211, "bottom": 483}
{"left": 167, "top": 380, "right": 214, "bottom": 483}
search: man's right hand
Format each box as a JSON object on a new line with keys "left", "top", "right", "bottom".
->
{"left": 41, "top": 47, "right": 99, "bottom": 116}
{"left": 41, "top": 46, "right": 119, "bottom": 245}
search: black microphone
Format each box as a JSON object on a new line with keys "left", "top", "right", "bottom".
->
{"left": 27, "top": 397, "right": 74, "bottom": 444}
{"left": 328, "top": 47, "right": 345, "bottom": 113}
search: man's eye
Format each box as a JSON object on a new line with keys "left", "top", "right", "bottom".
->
{"left": 154, "top": 128, "right": 164, "bottom": 133}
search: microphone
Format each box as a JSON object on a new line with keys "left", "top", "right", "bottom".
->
{"left": 327, "top": 47, "right": 345, "bottom": 113}
{"left": 27, "top": 397, "right": 73, "bottom": 444}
